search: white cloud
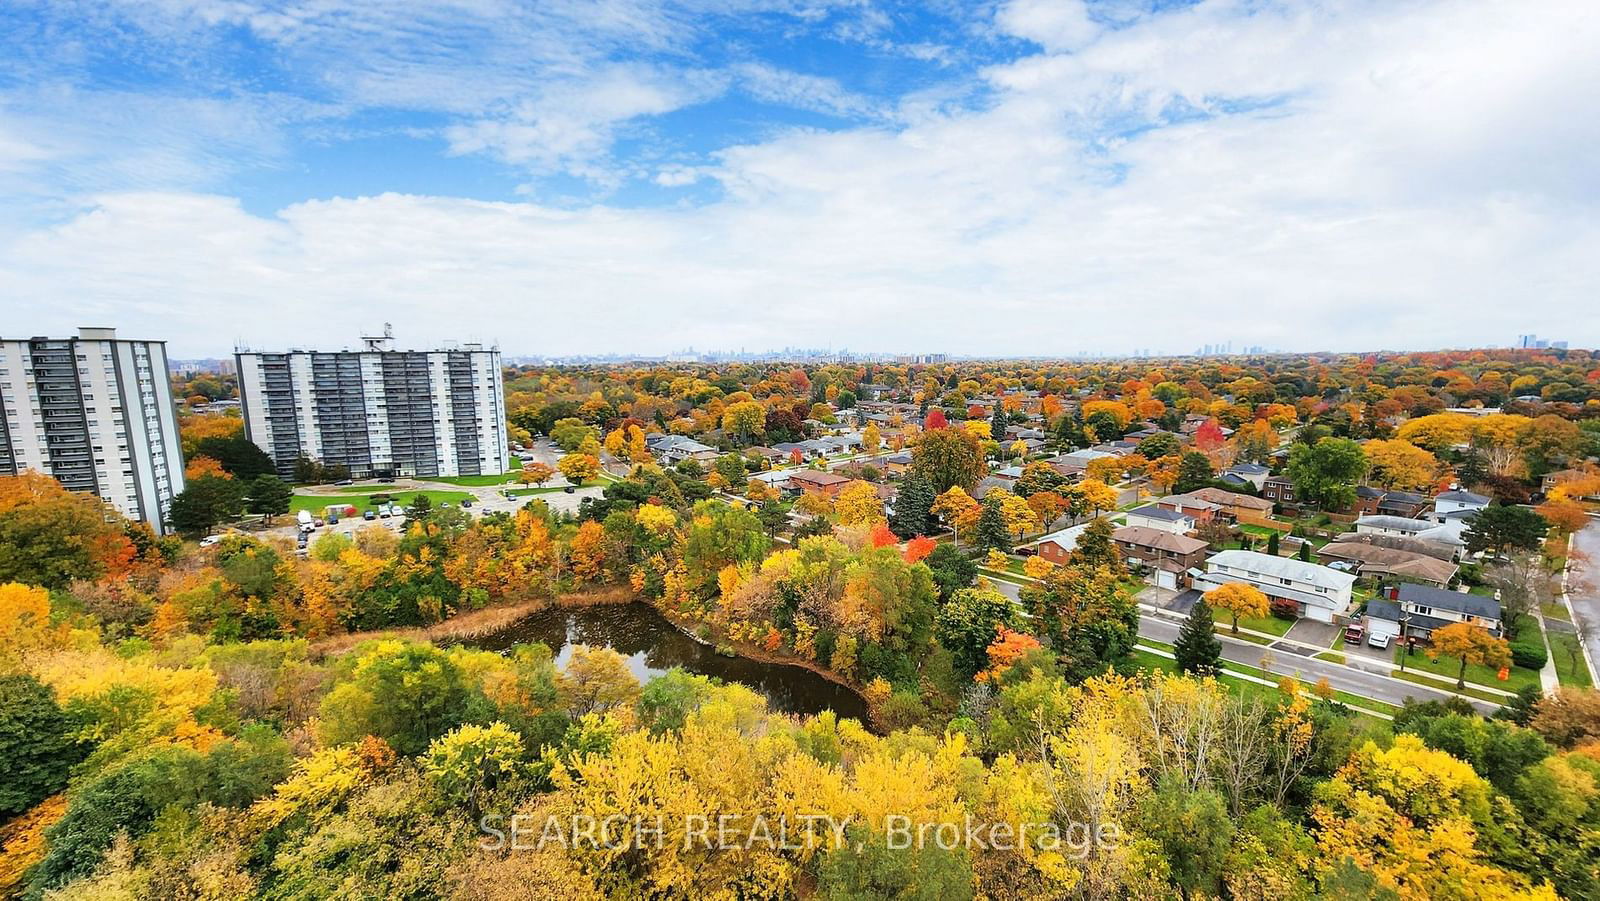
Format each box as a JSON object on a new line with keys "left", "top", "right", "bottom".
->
{"left": 995, "top": 0, "right": 1100, "bottom": 52}
{"left": 2, "top": 0, "right": 1598, "bottom": 356}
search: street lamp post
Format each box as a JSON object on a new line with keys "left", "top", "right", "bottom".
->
{"left": 1399, "top": 611, "right": 1412, "bottom": 672}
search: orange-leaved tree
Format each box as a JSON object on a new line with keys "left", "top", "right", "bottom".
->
{"left": 1427, "top": 622, "right": 1511, "bottom": 690}
{"left": 1204, "top": 581, "right": 1270, "bottom": 635}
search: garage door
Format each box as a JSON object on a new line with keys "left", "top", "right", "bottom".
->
{"left": 1304, "top": 603, "right": 1334, "bottom": 623}
{"left": 1155, "top": 569, "right": 1177, "bottom": 590}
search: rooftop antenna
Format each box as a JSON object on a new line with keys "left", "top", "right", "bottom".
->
{"left": 362, "top": 322, "right": 395, "bottom": 352}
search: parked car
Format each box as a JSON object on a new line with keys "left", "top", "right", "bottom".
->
{"left": 199, "top": 535, "right": 222, "bottom": 547}
{"left": 363, "top": 510, "right": 377, "bottom": 520}
{"left": 334, "top": 479, "right": 353, "bottom": 486}
{"left": 1343, "top": 623, "right": 1364, "bottom": 644}
{"left": 1367, "top": 633, "right": 1391, "bottom": 650}
{"left": 564, "top": 486, "right": 576, "bottom": 494}
{"left": 378, "top": 507, "right": 391, "bottom": 518}
{"left": 460, "top": 499, "right": 473, "bottom": 508}
{"left": 314, "top": 518, "right": 325, "bottom": 528}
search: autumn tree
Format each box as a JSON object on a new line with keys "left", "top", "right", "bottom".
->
{"left": 1427, "top": 622, "right": 1511, "bottom": 689}
{"left": 0, "top": 673, "right": 80, "bottom": 817}
{"left": 0, "top": 472, "right": 136, "bottom": 588}
{"left": 861, "top": 422, "right": 881, "bottom": 455}
{"left": 518, "top": 462, "right": 556, "bottom": 486}
{"left": 721, "top": 401, "right": 766, "bottom": 445}
{"left": 835, "top": 481, "right": 885, "bottom": 526}
{"left": 931, "top": 486, "right": 981, "bottom": 543}
{"left": 1204, "top": 582, "right": 1269, "bottom": 634}
{"left": 937, "top": 585, "right": 1018, "bottom": 679}
{"left": 557, "top": 453, "right": 601, "bottom": 487}
{"left": 1363, "top": 439, "right": 1440, "bottom": 491}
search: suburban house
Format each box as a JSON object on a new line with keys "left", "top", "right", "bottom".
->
{"left": 1220, "top": 463, "right": 1270, "bottom": 490}
{"left": 1315, "top": 541, "right": 1458, "bottom": 587}
{"left": 1354, "top": 514, "right": 1466, "bottom": 549}
{"left": 1112, "top": 526, "right": 1209, "bottom": 589}
{"left": 1165, "top": 487, "right": 1275, "bottom": 523}
{"left": 993, "top": 465, "right": 1026, "bottom": 481}
{"left": 744, "top": 446, "right": 787, "bottom": 465}
{"left": 1354, "top": 487, "right": 1430, "bottom": 518}
{"left": 1366, "top": 583, "right": 1503, "bottom": 643}
{"left": 1262, "top": 474, "right": 1297, "bottom": 507}
{"left": 1433, "top": 489, "right": 1491, "bottom": 519}
{"left": 650, "top": 434, "right": 719, "bottom": 465}
{"left": 1124, "top": 504, "right": 1197, "bottom": 535}
{"left": 1033, "top": 521, "right": 1100, "bottom": 564}
{"left": 1543, "top": 469, "right": 1599, "bottom": 496}
{"left": 1196, "top": 550, "right": 1357, "bottom": 623}
{"left": 787, "top": 469, "right": 852, "bottom": 497}
{"left": 882, "top": 452, "right": 912, "bottom": 476}
{"left": 1156, "top": 494, "right": 1223, "bottom": 523}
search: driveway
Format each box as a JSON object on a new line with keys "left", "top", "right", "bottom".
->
{"left": 1278, "top": 619, "right": 1340, "bottom": 657}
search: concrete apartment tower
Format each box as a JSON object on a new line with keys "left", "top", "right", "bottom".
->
{"left": 235, "top": 325, "right": 508, "bottom": 479}
{"left": 0, "top": 327, "right": 186, "bottom": 533}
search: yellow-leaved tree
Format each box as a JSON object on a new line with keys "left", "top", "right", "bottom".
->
{"left": 1203, "top": 582, "right": 1270, "bottom": 635}
{"left": 1426, "top": 622, "right": 1511, "bottom": 689}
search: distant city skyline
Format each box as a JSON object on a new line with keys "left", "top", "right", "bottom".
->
{"left": 2, "top": 1, "right": 1596, "bottom": 356}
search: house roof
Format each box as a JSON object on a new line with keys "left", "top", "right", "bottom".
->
{"left": 1126, "top": 505, "right": 1192, "bottom": 524}
{"left": 1317, "top": 541, "right": 1457, "bottom": 585}
{"left": 1183, "top": 487, "right": 1274, "bottom": 512}
{"left": 1355, "top": 514, "right": 1437, "bottom": 532}
{"left": 1226, "top": 463, "right": 1270, "bottom": 475}
{"left": 1113, "top": 526, "right": 1209, "bottom": 555}
{"left": 1367, "top": 598, "right": 1403, "bottom": 622}
{"left": 1206, "top": 549, "right": 1357, "bottom": 591}
{"left": 1396, "top": 583, "right": 1502, "bottom": 620}
{"left": 1158, "top": 495, "right": 1221, "bottom": 511}
{"left": 788, "top": 469, "right": 851, "bottom": 487}
{"left": 1436, "top": 489, "right": 1490, "bottom": 505}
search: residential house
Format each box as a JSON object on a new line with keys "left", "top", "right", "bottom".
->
{"left": 993, "top": 465, "right": 1026, "bottom": 481}
{"left": 787, "top": 469, "right": 852, "bottom": 498}
{"left": 1112, "top": 526, "right": 1210, "bottom": 589}
{"left": 1163, "top": 487, "right": 1275, "bottom": 524}
{"left": 1315, "top": 541, "right": 1458, "bottom": 587}
{"left": 1262, "top": 475, "right": 1296, "bottom": 507}
{"left": 652, "top": 435, "right": 719, "bottom": 465}
{"left": 1033, "top": 521, "right": 1099, "bottom": 564}
{"left": 1196, "top": 550, "right": 1357, "bottom": 623}
{"left": 1543, "top": 469, "right": 1597, "bottom": 495}
{"left": 882, "top": 452, "right": 912, "bottom": 476}
{"left": 1354, "top": 514, "right": 1466, "bottom": 550}
{"left": 972, "top": 475, "right": 1011, "bottom": 500}
{"left": 1156, "top": 494, "right": 1223, "bottom": 523}
{"left": 1220, "top": 463, "right": 1270, "bottom": 490}
{"left": 1124, "top": 505, "right": 1197, "bottom": 535}
{"left": 1365, "top": 583, "right": 1503, "bottom": 644}
{"left": 1433, "top": 489, "right": 1491, "bottom": 519}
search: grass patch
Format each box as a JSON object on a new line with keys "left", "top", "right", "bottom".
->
{"left": 1550, "top": 632, "right": 1594, "bottom": 687}
{"left": 1316, "top": 651, "right": 1347, "bottom": 664}
{"left": 291, "top": 490, "right": 473, "bottom": 516}
{"left": 505, "top": 485, "right": 571, "bottom": 497}
{"left": 1542, "top": 602, "right": 1572, "bottom": 622}
{"left": 1389, "top": 669, "right": 1506, "bottom": 705}
{"left": 1215, "top": 628, "right": 1273, "bottom": 645}
{"left": 429, "top": 471, "right": 523, "bottom": 486}
{"left": 1391, "top": 644, "right": 1537, "bottom": 693}
{"left": 1134, "top": 646, "right": 1401, "bottom": 717}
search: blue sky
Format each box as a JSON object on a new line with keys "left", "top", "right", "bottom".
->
{"left": 1, "top": 0, "right": 1596, "bottom": 357}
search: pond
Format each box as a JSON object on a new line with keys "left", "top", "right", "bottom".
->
{"left": 469, "top": 602, "right": 873, "bottom": 725}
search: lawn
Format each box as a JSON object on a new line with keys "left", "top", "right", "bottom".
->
{"left": 1549, "top": 632, "right": 1594, "bottom": 687}
{"left": 429, "top": 472, "right": 523, "bottom": 487}
{"left": 1390, "top": 670, "right": 1506, "bottom": 705}
{"left": 505, "top": 485, "right": 571, "bottom": 497}
{"left": 1391, "top": 645, "right": 1537, "bottom": 693}
{"left": 1542, "top": 601, "right": 1572, "bottom": 623}
{"left": 1213, "top": 613, "right": 1295, "bottom": 637}
{"left": 1131, "top": 647, "right": 1400, "bottom": 718}
{"left": 291, "top": 489, "right": 473, "bottom": 516}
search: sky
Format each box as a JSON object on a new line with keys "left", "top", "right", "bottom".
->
{"left": 0, "top": 0, "right": 1596, "bottom": 359}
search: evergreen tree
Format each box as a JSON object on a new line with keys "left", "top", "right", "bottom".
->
{"left": 0, "top": 674, "right": 82, "bottom": 817}
{"left": 1055, "top": 413, "right": 1086, "bottom": 449}
{"left": 1173, "top": 451, "right": 1215, "bottom": 493}
{"left": 246, "top": 474, "right": 294, "bottom": 522}
{"left": 1298, "top": 540, "right": 1311, "bottom": 562}
{"left": 890, "top": 472, "right": 935, "bottom": 539}
{"left": 974, "top": 495, "right": 1010, "bottom": 552}
{"left": 1266, "top": 531, "right": 1280, "bottom": 556}
{"left": 1174, "top": 599, "right": 1223, "bottom": 677}
{"left": 167, "top": 475, "right": 247, "bottom": 536}
{"left": 991, "top": 405, "right": 1008, "bottom": 449}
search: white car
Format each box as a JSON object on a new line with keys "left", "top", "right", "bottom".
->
{"left": 199, "top": 535, "right": 222, "bottom": 547}
{"left": 1367, "top": 633, "right": 1392, "bottom": 650}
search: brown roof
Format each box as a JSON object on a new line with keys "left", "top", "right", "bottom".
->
{"left": 1317, "top": 541, "right": 1458, "bottom": 585}
{"left": 1184, "top": 487, "right": 1275, "bottom": 512}
{"left": 1112, "top": 526, "right": 1210, "bottom": 555}
{"left": 787, "top": 469, "right": 851, "bottom": 487}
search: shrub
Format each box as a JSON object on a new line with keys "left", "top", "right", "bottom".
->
{"left": 1270, "top": 597, "right": 1300, "bottom": 620}
{"left": 1509, "top": 641, "right": 1548, "bottom": 671}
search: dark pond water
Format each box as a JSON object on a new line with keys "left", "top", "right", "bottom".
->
{"left": 468, "top": 602, "right": 872, "bottom": 725}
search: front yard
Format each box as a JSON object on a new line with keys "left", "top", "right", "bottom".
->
{"left": 1391, "top": 645, "right": 1540, "bottom": 693}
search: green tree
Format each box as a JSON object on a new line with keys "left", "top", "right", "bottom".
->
{"left": 404, "top": 492, "right": 435, "bottom": 523}
{"left": 681, "top": 500, "right": 770, "bottom": 596}
{"left": 245, "top": 473, "right": 293, "bottom": 522}
{"left": 636, "top": 668, "right": 714, "bottom": 733}
{"left": 1266, "top": 531, "right": 1280, "bottom": 556}
{"left": 318, "top": 641, "right": 484, "bottom": 755}
{"left": 937, "top": 585, "right": 1017, "bottom": 679}
{"left": 1140, "top": 779, "right": 1233, "bottom": 898}
{"left": 193, "top": 434, "right": 276, "bottom": 479}
{"left": 816, "top": 824, "right": 974, "bottom": 901}
{"left": 1285, "top": 437, "right": 1368, "bottom": 511}
{"left": 973, "top": 495, "right": 1010, "bottom": 553}
{"left": 423, "top": 721, "right": 524, "bottom": 815}
{"left": 0, "top": 674, "right": 81, "bottom": 817}
{"left": 167, "top": 475, "right": 247, "bottom": 535}
{"left": 1137, "top": 431, "right": 1180, "bottom": 460}
{"left": 1073, "top": 516, "right": 1121, "bottom": 573}
{"left": 910, "top": 428, "right": 985, "bottom": 493}
{"left": 1173, "top": 451, "right": 1215, "bottom": 493}
{"left": 889, "top": 472, "right": 935, "bottom": 539}
{"left": 1464, "top": 504, "right": 1549, "bottom": 557}
{"left": 990, "top": 405, "right": 1008, "bottom": 452}
{"left": 1173, "top": 599, "right": 1223, "bottom": 677}
{"left": 924, "top": 542, "right": 977, "bottom": 602}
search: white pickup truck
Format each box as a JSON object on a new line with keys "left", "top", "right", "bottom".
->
{"left": 296, "top": 509, "right": 314, "bottom": 533}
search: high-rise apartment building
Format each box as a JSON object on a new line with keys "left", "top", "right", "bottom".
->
{"left": 0, "top": 327, "right": 186, "bottom": 533}
{"left": 235, "top": 327, "right": 508, "bottom": 479}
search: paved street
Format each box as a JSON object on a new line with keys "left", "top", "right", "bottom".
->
{"left": 1566, "top": 517, "right": 1600, "bottom": 674}
{"left": 983, "top": 574, "right": 1494, "bottom": 712}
